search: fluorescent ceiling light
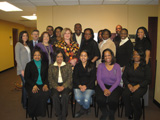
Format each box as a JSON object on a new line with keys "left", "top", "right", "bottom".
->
{"left": 0, "top": 1, "right": 22, "bottom": 12}
{"left": 21, "top": 14, "right": 37, "bottom": 20}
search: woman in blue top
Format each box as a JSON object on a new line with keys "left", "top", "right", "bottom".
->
{"left": 24, "top": 49, "right": 49, "bottom": 120}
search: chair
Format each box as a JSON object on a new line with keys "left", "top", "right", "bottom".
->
{"left": 71, "top": 93, "right": 97, "bottom": 118}
{"left": 26, "top": 96, "right": 53, "bottom": 118}
{"left": 118, "top": 96, "right": 145, "bottom": 120}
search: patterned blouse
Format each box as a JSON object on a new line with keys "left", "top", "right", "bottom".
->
{"left": 54, "top": 40, "right": 79, "bottom": 62}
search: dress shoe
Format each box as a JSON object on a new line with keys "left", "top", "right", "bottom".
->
{"left": 32, "top": 117, "right": 38, "bottom": 120}
{"left": 100, "top": 114, "right": 107, "bottom": 120}
{"left": 128, "top": 114, "right": 133, "bottom": 120}
{"left": 75, "top": 107, "right": 87, "bottom": 118}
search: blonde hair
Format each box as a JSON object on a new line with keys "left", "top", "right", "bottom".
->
{"left": 61, "top": 28, "right": 73, "bottom": 41}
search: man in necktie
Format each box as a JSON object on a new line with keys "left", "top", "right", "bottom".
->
{"left": 28, "top": 30, "right": 39, "bottom": 58}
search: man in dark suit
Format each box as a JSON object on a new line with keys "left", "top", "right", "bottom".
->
{"left": 113, "top": 25, "right": 122, "bottom": 48}
{"left": 28, "top": 30, "right": 40, "bottom": 58}
{"left": 46, "top": 25, "right": 54, "bottom": 45}
{"left": 72, "top": 23, "right": 84, "bottom": 49}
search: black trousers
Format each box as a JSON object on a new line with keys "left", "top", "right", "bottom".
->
{"left": 96, "top": 84, "right": 123, "bottom": 115}
{"left": 52, "top": 88, "right": 70, "bottom": 119}
{"left": 27, "top": 85, "right": 50, "bottom": 117}
{"left": 122, "top": 87, "right": 147, "bottom": 120}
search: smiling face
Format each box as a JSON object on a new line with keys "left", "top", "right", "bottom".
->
{"left": 133, "top": 51, "right": 140, "bottom": 63}
{"left": 102, "top": 31, "right": 110, "bottom": 40}
{"left": 116, "top": 25, "right": 122, "bottom": 34}
{"left": 56, "top": 28, "right": 61, "bottom": 37}
{"left": 22, "top": 33, "right": 28, "bottom": 43}
{"left": 47, "top": 26, "right": 53, "bottom": 36}
{"left": 64, "top": 30, "right": 71, "bottom": 41}
{"left": 104, "top": 51, "right": 112, "bottom": 64}
{"left": 80, "top": 51, "right": 88, "bottom": 63}
{"left": 56, "top": 53, "right": 63, "bottom": 65}
{"left": 33, "top": 51, "right": 41, "bottom": 61}
{"left": 84, "top": 30, "right": 92, "bottom": 40}
{"left": 74, "top": 24, "right": 82, "bottom": 36}
{"left": 43, "top": 33, "right": 49, "bottom": 43}
{"left": 120, "top": 30, "right": 128, "bottom": 40}
{"left": 137, "top": 29, "right": 145, "bottom": 40}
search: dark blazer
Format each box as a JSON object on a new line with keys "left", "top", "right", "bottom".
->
{"left": 73, "top": 61, "right": 96, "bottom": 89}
{"left": 72, "top": 33, "right": 84, "bottom": 49}
{"left": 24, "top": 60, "right": 49, "bottom": 92}
{"left": 116, "top": 39, "right": 133, "bottom": 67}
{"left": 28, "top": 40, "right": 40, "bottom": 58}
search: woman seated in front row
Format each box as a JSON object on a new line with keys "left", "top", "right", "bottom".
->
{"left": 24, "top": 49, "right": 49, "bottom": 120}
{"left": 48, "top": 49, "right": 72, "bottom": 120}
{"left": 73, "top": 50, "right": 96, "bottom": 118}
{"left": 96, "top": 48, "right": 123, "bottom": 120}
{"left": 122, "top": 48, "right": 151, "bottom": 120}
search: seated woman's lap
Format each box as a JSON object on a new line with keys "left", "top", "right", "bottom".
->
{"left": 74, "top": 89, "right": 95, "bottom": 100}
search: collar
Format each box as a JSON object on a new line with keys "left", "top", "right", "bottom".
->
{"left": 120, "top": 37, "right": 129, "bottom": 46}
{"left": 75, "top": 33, "right": 82, "bottom": 37}
{"left": 53, "top": 61, "right": 66, "bottom": 67}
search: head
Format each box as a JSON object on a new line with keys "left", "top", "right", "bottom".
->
{"left": 46, "top": 25, "right": 54, "bottom": 36}
{"left": 40, "top": 31, "right": 50, "bottom": 43}
{"left": 80, "top": 50, "right": 89, "bottom": 63}
{"left": 61, "top": 28, "right": 73, "bottom": 41}
{"left": 19, "top": 31, "right": 29, "bottom": 44}
{"left": 97, "top": 30, "right": 103, "bottom": 43}
{"left": 74, "top": 23, "right": 82, "bottom": 36}
{"left": 102, "top": 49, "right": 116, "bottom": 65}
{"left": 102, "top": 29, "right": 111, "bottom": 40}
{"left": 120, "top": 28, "right": 128, "bottom": 40}
{"left": 116, "top": 25, "right": 122, "bottom": 35}
{"left": 54, "top": 49, "right": 66, "bottom": 64}
{"left": 31, "top": 30, "right": 39, "bottom": 41}
{"left": 136, "top": 27, "right": 149, "bottom": 40}
{"left": 84, "top": 28, "right": 94, "bottom": 40}
{"left": 33, "top": 49, "right": 42, "bottom": 61}
{"left": 132, "top": 48, "right": 146, "bottom": 65}
{"left": 54, "top": 26, "right": 63, "bottom": 38}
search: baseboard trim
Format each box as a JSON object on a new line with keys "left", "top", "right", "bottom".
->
{"left": 0, "top": 67, "right": 14, "bottom": 73}
{"left": 153, "top": 99, "right": 160, "bottom": 108}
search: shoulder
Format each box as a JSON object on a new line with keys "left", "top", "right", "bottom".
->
{"left": 98, "top": 63, "right": 104, "bottom": 68}
{"left": 114, "top": 63, "right": 121, "bottom": 69}
{"left": 15, "top": 42, "right": 22, "bottom": 47}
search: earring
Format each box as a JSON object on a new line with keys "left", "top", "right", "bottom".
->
{"left": 144, "top": 34, "right": 146, "bottom": 38}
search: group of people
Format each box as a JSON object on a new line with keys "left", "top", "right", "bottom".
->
{"left": 15, "top": 23, "right": 151, "bottom": 120}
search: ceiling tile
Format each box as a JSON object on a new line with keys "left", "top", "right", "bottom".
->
{"left": 103, "top": 0, "right": 128, "bottom": 5}
{"left": 80, "top": 0, "right": 103, "bottom": 5}
{"left": 55, "top": 0, "right": 79, "bottom": 5}
{"left": 126, "top": 0, "right": 152, "bottom": 5}
{"left": 147, "top": 0, "right": 158, "bottom": 5}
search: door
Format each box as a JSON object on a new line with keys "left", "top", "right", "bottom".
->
{"left": 148, "top": 17, "right": 158, "bottom": 88}
{"left": 12, "top": 28, "right": 18, "bottom": 67}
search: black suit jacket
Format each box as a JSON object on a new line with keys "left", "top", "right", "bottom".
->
{"left": 28, "top": 40, "right": 40, "bottom": 58}
{"left": 24, "top": 60, "right": 49, "bottom": 92}
{"left": 72, "top": 33, "right": 84, "bottom": 49}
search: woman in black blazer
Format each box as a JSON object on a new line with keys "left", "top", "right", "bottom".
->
{"left": 24, "top": 49, "right": 49, "bottom": 120}
{"left": 122, "top": 48, "right": 151, "bottom": 120}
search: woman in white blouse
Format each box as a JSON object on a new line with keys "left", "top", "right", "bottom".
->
{"left": 15, "top": 31, "right": 31, "bottom": 109}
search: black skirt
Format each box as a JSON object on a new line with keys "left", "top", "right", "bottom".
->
{"left": 27, "top": 85, "right": 50, "bottom": 117}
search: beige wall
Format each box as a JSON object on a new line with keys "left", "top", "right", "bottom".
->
{"left": 154, "top": 1, "right": 160, "bottom": 103}
{"left": 37, "top": 5, "right": 158, "bottom": 34}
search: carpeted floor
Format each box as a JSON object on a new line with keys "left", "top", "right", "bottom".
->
{"left": 0, "top": 68, "right": 160, "bottom": 120}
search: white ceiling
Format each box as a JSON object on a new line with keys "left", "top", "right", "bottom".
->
{"left": 0, "top": 0, "right": 158, "bottom": 27}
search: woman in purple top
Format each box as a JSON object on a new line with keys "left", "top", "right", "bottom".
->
{"left": 35, "top": 32, "right": 54, "bottom": 65}
{"left": 96, "top": 48, "right": 123, "bottom": 120}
